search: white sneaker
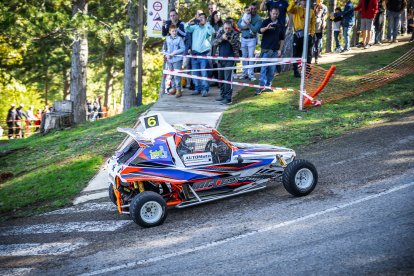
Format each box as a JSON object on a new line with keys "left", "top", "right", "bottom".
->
{"left": 249, "top": 76, "right": 256, "bottom": 81}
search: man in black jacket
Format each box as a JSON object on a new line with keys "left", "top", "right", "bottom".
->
{"left": 212, "top": 21, "right": 240, "bottom": 105}
{"left": 6, "top": 104, "right": 17, "bottom": 139}
{"left": 162, "top": 10, "right": 186, "bottom": 38}
{"left": 386, "top": 0, "right": 407, "bottom": 42}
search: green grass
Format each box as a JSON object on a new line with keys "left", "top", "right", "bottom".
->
{"left": 219, "top": 43, "right": 414, "bottom": 148}
{"left": 0, "top": 105, "right": 150, "bottom": 219}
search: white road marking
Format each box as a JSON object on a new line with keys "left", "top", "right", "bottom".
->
{"left": 80, "top": 182, "right": 414, "bottom": 276}
{"left": 41, "top": 202, "right": 116, "bottom": 216}
{"left": 0, "top": 242, "right": 88, "bottom": 256}
{"left": 0, "top": 220, "right": 132, "bottom": 236}
{"left": 0, "top": 268, "right": 33, "bottom": 276}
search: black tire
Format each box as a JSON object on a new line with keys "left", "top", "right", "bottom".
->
{"left": 108, "top": 184, "right": 117, "bottom": 206}
{"left": 282, "top": 159, "right": 318, "bottom": 197}
{"left": 129, "top": 191, "right": 167, "bottom": 228}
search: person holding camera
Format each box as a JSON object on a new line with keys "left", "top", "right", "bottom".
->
{"left": 287, "top": 0, "right": 316, "bottom": 78}
{"left": 186, "top": 13, "right": 215, "bottom": 97}
{"left": 237, "top": 2, "right": 263, "bottom": 81}
{"left": 260, "top": 0, "right": 289, "bottom": 26}
{"left": 212, "top": 21, "right": 240, "bottom": 105}
{"left": 256, "top": 7, "right": 285, "bottom": 95}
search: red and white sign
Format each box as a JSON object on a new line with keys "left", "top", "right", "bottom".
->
{"left": 147, "top": 0, "right": 168, "bottom": 37}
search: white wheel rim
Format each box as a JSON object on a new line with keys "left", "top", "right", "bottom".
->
{"left": 140, "top": 201, "right": 163, "bottom": 224}
{"left": 295, "top": 168, "right": 314, "bottom": 190}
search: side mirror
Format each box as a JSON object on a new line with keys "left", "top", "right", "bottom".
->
{"left": 237, "top": 155, "right": 243, "bottom": 165}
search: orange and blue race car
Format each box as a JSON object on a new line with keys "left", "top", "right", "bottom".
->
{"left": 108, "top": 114, "right": 318, "bottom": 227}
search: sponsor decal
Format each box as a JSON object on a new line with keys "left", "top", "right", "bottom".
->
{"left": 150, "top": 146, "right": 168, "bottom": 159}
{"left": 193, "top": 176, "right": 239, "bottom": 190}
{"left": 183, "top": 152, "right": 213, "bottom": 166}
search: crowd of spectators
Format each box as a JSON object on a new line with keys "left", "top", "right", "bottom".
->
{"left": 5, "top": 104, "right": 50, "bottom": 139}
{"left": 162, "top": 0, "right": 413, "bottom": 103}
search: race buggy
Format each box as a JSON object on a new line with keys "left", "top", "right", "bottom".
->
{"left": 107, "top": 114, "right": 318, "bottom": 227}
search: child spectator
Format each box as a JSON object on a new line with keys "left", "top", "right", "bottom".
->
{"left": 330, "top": 7, "right": 343, "bottom": 52}
{"left": 240, "top": 6, "right": 252, "bottom": 31}
{"left": 163, "top": 24, "right": 185, "bottom": 98}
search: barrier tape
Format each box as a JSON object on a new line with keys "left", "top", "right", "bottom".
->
{"left": 167, "top": 53, "right": 302, "bottom": 63}
{"left": 163, "top": 70, "right": 314, "bottom": 101}
{"left": 174, "top": 62, "right": 284, "bottom": 73}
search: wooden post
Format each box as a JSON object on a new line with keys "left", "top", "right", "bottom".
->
{"left": 325, "top": 0, "right": 336, "bottom": 53}
{"left": 137, "top": 0, "right": 144, "bottom": 106}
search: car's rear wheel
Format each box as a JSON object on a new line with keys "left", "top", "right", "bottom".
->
{"left": 108, "top": 184, "right": 117, "bottom": 206}
{"left": 282, "top": 159, "right": 318, "bottom": 196}
{"left": 129, "top": 191, "right": 167, "bottom": 228}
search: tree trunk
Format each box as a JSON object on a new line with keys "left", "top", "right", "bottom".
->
{"left": 104, "top": 64, "right": 114, "bottom": 110}
{"left": 63, "top": 67, "right": 70, "bottom": 100}
{"left": 137, "top": 0, "right": 144, "bottom": 106}
{"left": 325, "top": 0, "right": 336, "bottom": 53}
{"left": 70, "top": 0, "right": 88, "bottom": 123}
{"left": 44, "top": 68, "right": 49, "bottom": 105}
{"left": 123, "top": 0, "right": 138, "bottom": 112}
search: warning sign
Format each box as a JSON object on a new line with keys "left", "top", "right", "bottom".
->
{"left": 147, "top": 0, "right": 168, "bottom": 37}
{"left": 153, "top": 12, "right": 162, "bottom": 21}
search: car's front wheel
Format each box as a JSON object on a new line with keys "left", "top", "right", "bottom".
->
{"left": 129, "top": 191, "right": 167, "bottom": 228}
{"left": 282, "top": 159, "right": 318, "bottom": 196}
{"left": 108, "top": 184, "right": 117, "bottom": 206}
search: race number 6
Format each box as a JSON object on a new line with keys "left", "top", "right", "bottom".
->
{"left": 144, "top": 115, "right": 159, "bottom": 128}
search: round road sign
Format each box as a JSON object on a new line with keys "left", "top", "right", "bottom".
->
{"left": 153, "top": 1, "right": 162, "bottom": 11}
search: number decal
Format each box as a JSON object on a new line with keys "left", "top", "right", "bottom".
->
{"left": 144, "top": 115, "right": 159, "bottom": 128}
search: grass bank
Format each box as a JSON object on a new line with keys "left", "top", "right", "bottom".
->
{"left": 219, "top": 43, "right": 414, "bottom": 148}
{"left": 0, "top": 105, "right": 149, "bottom": 219}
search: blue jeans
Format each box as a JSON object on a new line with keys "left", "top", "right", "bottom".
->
{"left": 334, "top": 31, "right": 341, "bottom": 49}
{"left": 191, "top": 54, "right": 209, "bottom": 92}
{"left": 259, "top": 50, "right": 277, "bottom": 87}
{"left": 241, "top": 37, "right": 257, "bottom": 77}
{"left": 387, "top": 10, "right": 401, "bottom": 41}
{"left": 343, "top": 26, "right": 353, "bottom": 50}
{"left": 167, "top": 60, "right": 183, "bottom": 90}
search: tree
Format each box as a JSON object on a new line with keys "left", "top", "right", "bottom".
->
{"left": 70, "top": 0, "right": 88, "bottom": 123}
{"left": 123, "top": 0, "right": 138, "bottom": 112}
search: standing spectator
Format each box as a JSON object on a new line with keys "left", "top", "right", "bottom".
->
{"left": 16, "top": 104, "right": 28, "bottom": 138}
{"left": 238, "top": 2, "right": 263, "bottom": 81}
{"left": 6, "top": 104, "right": 17, "bottom": 139}
{"left": 400, "top": 7, "right": 408, "bottom": 35}
{"left": 162, "top": 10, "right": 186, "bottom": 38}
{"left": 288, "top": 0, "right": 316, "bottom": 78}
{"left": 184, "top": 10, "right": 203, "bottom": 91}
{"left": 260, "top": 0, "right": 289, "bottom": 26}
{"left": 316, "top": 0, "right": 328, "bottom": 57}
{"left": 256, "top": 7, "right": 285, "bottom": 95}
{"left": 240, "top": 6, "right": 252, "bottom": 30}
{"left": 386, "top": 0, "right": 407, "bottom": 43}
{"left": 207, "top": 2, "right": 218, "bottom": 22}
{"left": 330, "top": 7, "right": 343, "bottom": 52}
{"left": 186, "top": 13, "right": 215, "bottom": 97}
{"left": 163, "top": 24, "right": 185, "bottom": 98}
{"left": 26, "top": 105, "right": 36, "bottom": 135}
{"left": 313, "top": 4, "right": 325, "bottom": 64}
{"left": 341, "top": 0, "right": 355, "bottom": 52}
{"left": 374, "top": 0, "right": 386, "bottom": 44}
{"left": 354, "top": 0, "right": 378, "bottom": 48}
{"left": 409, "top": 8, "right": 414, "bottom": 42}
{"left": 210, "top": 10, "right": 224, "bottom": 83}
{"left": 212, "top": 21, "right": 240, "bottom": 104}
{"left": 34, "top": 108, "right": 42, "bottom": 132}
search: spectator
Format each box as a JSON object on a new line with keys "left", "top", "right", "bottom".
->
{"left": 34, "top": 108, "right": 42, "bottom": 132}
{"left": 341, "top": 0, "right": 355, "bottom": 52}
{"left": 316, "top": 0, "right": 328, "bottom": 57}
{"left": 6, "top": 104, "right": 17, "bottom": 139}
{"left": 163, "top": 24, "right": 185, "bottom": 98}
{"left": 212, "top": 21, "right": 240, "bottom": 105}
{"left": 208, "top": 2, "right": 218, "bottom": 22}
{"left": 401, "top": 6, "right": 408, "bottom": 35}
{"left": 374, "top": 0, "right": 386, "bottom": 44}
{"left": 16, "top": 104, "right": 28, "bottom": 138}
{"left": 330, "top": 7, "right": 343, "bottom": 52}
{"left": 240, "top": 6, "right": 252, "bottom": 30}
{"left": 354, "top": 0, "right": 378, "bottom": 49}
{"left": 260, "top": 0, "right": 289, "bottom": 26}
{"left": 386, "top": 0, "right": 407, "bottom": 43}
{"left": 26, "top": 105, "right": 36, "bottom": 135}
{"left": 210, "top": 10, "right": 224, "bottom": 85}
{"left": 313, "top": 4, "right": 325, "bottom": 64}
{"left": 238, "top": 2, "right": 263, "bottom": 81}
{"left": 162, "top": 10, "right": 186, "bottom": 38}
{"left": 409, "top": 8, "right": 414, "bottom": 42}
{"left": 288, "top": 0, "right": 316, "bottom": 78}
{"left": 256, "top": 7, "right": 285, "bottom": 95}
{"left": 86, "top": 101, "right": 93, "bottom": 120}
{"left": 186, "top": 13, "right": 215, "bottom": 97}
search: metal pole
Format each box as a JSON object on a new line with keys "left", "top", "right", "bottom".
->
{"left": 299, "top": 0, "right": 311, "bottom": 111}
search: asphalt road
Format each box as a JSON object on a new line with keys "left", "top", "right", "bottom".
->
{"left": 1, "top": 111, "right": 413, "bottom": 275}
